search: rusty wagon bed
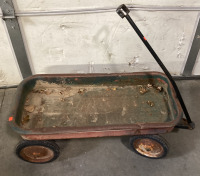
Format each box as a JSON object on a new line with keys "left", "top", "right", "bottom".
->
{"left": 9, "top": 72, "right": 182, "bottom": 140}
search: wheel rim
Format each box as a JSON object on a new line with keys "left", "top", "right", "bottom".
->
{"left": 20, "top": 145, "right": 54, "bottom": 163}
{"left": 133, "top": 138, "right": 164, "bottom": 158}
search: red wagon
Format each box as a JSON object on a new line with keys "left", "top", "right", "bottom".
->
{"left": 9, "top": 4, "right": 194, "bottom": 163}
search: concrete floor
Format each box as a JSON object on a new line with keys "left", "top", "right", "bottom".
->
{"left": 0, "top": 80, "right": 200, "bottom": 176}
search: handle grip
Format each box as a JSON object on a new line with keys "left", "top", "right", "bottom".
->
{"left": 116, "top": 4, "right": 130, "bottom": 18}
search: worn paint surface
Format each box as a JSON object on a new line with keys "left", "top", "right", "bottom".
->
{"left": 19, "top": 10, "right": 197, "bottom": 75}
{"left": 0, "top": 19, "right": 22, "bottom": 86}
{"left": 21, "top": 127, "right": 174, "bottom": 140}
{"left": 9, "top": 72, "right": 182, "bottom": 141}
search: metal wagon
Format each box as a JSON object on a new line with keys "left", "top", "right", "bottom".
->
{"left": 9, "top": 4, "right": 194, "bottom": 163}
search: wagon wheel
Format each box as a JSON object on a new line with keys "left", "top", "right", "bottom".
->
{"left": 129, "top": 135, "right": 169, "bottom": 159}
{"left": 16, "top": 140, "right": 60, "bottom": 163}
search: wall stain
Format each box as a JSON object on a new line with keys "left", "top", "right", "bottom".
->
{"left": 49, "top": 47, "right": 65, "bottom": 62}
{"left": 59, "top": 22, "right": 88, "bottom": 29}
{"left": 128, "top": 56, "right": 140, "bottom": 67}
{"left": 177, "top": 32, "right": 185, "bottom": 59}
{"left": 93, "top": 20, "right": 121, "bottom": 61}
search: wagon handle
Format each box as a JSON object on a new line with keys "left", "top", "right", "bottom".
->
{"left": 116, "top": 4, "right": 195, "bottom": 129}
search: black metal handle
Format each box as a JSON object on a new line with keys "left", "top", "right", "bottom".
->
{"left": 116, "top": 4, "right": 195, "bottom": 129}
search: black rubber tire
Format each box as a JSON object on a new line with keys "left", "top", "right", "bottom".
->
{"left": 16, "top": 140, "right": 60, "bottom": 164}
{"left": 129, "top": 135, "right": 169, "bottom": 159}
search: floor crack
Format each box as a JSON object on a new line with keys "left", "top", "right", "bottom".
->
{"left": 0, "top": 89, "right": 6, "bottom": 113}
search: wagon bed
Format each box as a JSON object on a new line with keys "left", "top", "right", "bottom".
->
{"left": 9, "top": 72, "right": 182, "bottom": 140}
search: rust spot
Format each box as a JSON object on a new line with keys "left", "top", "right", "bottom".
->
{"left": 133, "top": 138, "right": 164, "bottom": 158}
{"left": 157, "top": 78, "right": 166, "bottom": 84}
{"left": 107, "top": 88, "right": 111, "bottom": 91}
{"left": 21, "top": 115, "right": 30, "bottom": 125}
{"left": 19, "top": 145, "right": 54, "bottom": 163}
